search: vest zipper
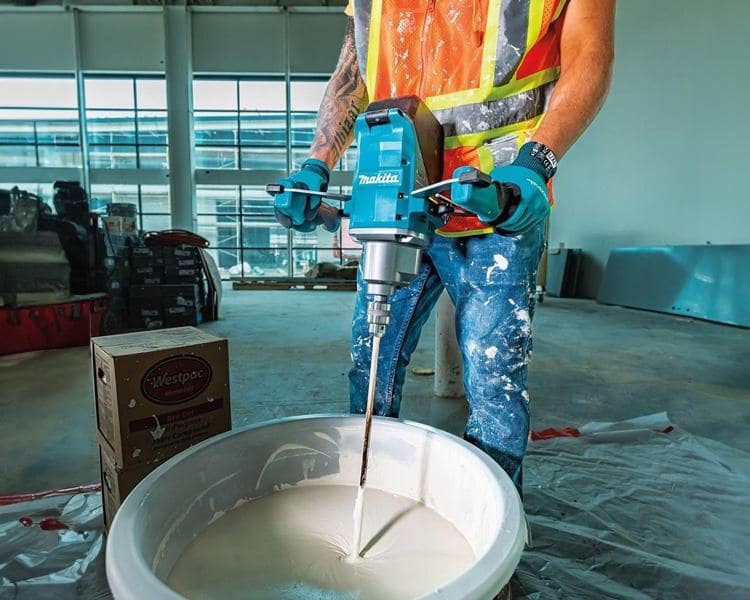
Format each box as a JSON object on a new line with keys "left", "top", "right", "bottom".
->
{"left": 418, "top": 0, "right": 436, "bottom": 98}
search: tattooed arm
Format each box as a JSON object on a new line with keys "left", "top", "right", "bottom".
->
{"left": 309, "top": 18, "right": 369, "bottom": 170}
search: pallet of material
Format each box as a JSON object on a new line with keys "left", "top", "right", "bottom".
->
{"left": 232, "top": 278, "right": 357, "bottom": 291}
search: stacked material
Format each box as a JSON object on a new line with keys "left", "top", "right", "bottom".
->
{"left": 92, "top": 327, "right": 231, "bottom": 531}
{"left": 102, "top": 228, "right": 206, "bottom": 333}
{"left": 0, "top": 231, "right": 70, "bottom": 307}
{"left": 127, "top": 244, "right": 204, "bottom": 330}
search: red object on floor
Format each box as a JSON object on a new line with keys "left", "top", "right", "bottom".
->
{"left": 0, "top": 296, "right": 108, "bottom": 356}
{"left": 0, "top": 484, "right": 102, "bottom": 507}
{"left": 39, "top": 517, "right": 68, "bottom": 531}
{"left": 530, "top": 427, "right": 581, "bottom": 441}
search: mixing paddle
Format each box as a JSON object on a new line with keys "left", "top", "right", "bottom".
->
{"left": 350, "top": 334, "right": 382, "bottom": 559}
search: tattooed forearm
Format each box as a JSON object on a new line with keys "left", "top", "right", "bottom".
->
{"left": 310, "top": 18, "right": 368, "bottom": 169}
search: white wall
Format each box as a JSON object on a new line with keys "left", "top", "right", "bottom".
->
{"left": 549, "top": 0, "right": 750, "bottom": 297}
{"left": 0, "top": 6, "right": 346, "bottom": 75}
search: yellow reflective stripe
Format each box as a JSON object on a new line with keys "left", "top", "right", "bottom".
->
{"left": 553, "top": 0, "right": 568, "bottom": 21}
{"left": 424, "top": 0, "right": 502, "bottom": 112}
{"left": 424, "top": 88, "right": 487, "bottom": 113}
{"left": 479, "top": 0, "right": 503, "bottom": 93}
{"left": 436, "top": 226, "right": 495, "bottom": 238}
{"left": 443, "top": 114, "right": 545, "bottom": 150}
{"left": 487, "top": 66, "right": 560, "bottom": 102}
{"left": 526, "top": 0, "right": 546, "bottom": 51}
{"left": 365, "top": 0, "right": 382, "bottom": 95}
{"left": 477, "top": 145, "right": 495, "bottom": 173}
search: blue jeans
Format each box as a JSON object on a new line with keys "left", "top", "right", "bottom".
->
{"left": 349, "top": 224, "right": 546, "bottom": 489}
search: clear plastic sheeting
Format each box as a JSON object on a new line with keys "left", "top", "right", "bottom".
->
{"left": 1, "top": 414, "right": 749, "bottom": 599}
{"left": 516, "top": 413, "right": 750, "bottom": 599}
{"left": 0, "top": 492, "right": 110, "bottom": 599}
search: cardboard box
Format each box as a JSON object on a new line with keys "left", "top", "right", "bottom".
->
{"left": 127, "top": 315, "right": 164, "bottom": 330}
{"left": 99, "top": 442, "right": 159, "bottom": 532}
{"left": 130, "top": 245, "right": 163, "bottom": 259}
{"left": 92, "top": 327, "right": 231, "bottom": 469}
{"left": 163, "top": 245, "right": 199, "bottom": 260}
{"left": 131, "top": 255, "right": 164, "bottom": 269}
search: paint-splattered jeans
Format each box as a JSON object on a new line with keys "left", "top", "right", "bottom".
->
{"left": 349, "top": 224, "right": 546, "bottom": 490}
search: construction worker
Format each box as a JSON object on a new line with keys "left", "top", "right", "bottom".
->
{"left": 275, "top": 0, "right": 614, "bottom": 493}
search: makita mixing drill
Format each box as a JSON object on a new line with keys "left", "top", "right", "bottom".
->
{"left": 266, "top": 96, "right": 520, "bottom": 557}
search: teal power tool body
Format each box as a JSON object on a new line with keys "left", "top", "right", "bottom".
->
{"left": 267, "top": 97, "right": 520, "bottom": 557}
{"left": 267, "top": 96, "right": 521, "bottom": 338}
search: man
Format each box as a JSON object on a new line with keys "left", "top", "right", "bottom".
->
{"left": 275, "top": 0, "right": 615, "bottom": 491}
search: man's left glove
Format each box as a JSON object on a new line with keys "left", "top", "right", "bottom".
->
{"left": 274, "top": 158, "right": 339, "bottom": 233}
{"left": 449, "top": 142, "right": 557, "bottom": 234}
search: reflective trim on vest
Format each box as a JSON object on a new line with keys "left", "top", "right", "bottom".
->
{"left": 350, "top": 0, "right": 568, "bottom": 237}
{"left": 354, "top": 0, "right": 568, "bottom": 130}
{"left": 433, "top": 81, "right": 553, "bottom": 139}
{"left": 494, "top": 0, "right": 531, "bottom": 87}
{"left": 352, "top": 0, "right": 373, "bottom": 85}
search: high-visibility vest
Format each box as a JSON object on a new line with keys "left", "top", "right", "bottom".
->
{"left": 347, "top": 0, "right": 568, "bottom": 236}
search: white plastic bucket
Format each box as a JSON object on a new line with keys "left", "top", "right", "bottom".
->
{"left": 106, "top": 415, "right": 527, "bottom": 600}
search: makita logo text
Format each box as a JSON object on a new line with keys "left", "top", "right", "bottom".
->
{"left": 358, "top": 173, "right": 401, "bottom": 185}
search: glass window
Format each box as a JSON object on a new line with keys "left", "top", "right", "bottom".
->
{"left": 193, "top": 79, "right": 288, "bottom": 170}
{"left": 0, "top": 182, "right": 54, "bottom": 205}
{"left": 193, "top": 80, "right": 236, "bottom": 111}
{"left": 195, "top": 112, "right": 237, "bottom": 146}
{"left": 240, "top": 147, "right": 286, "bottom": 170}
{"left": 90, "top": 184, "right": 139, "bottom": 214}
{"left": 87, "top": 110, "right": 136, "bottom": 145}
{"left": 141, "top": 214, "right": 170, "bottom": 231}
{"left": 84, "top": 77, "right": 167, "bottom": 170}
{"left": 293, "top": 248, "right": 341, "bottom": 277}
{"left": 0, "top": 76, "right": 81, "bottom": 168}
{"left": 290, "top": 80, "right": 327, "bottom": 112}
{"left": 89, "top": 184, "right": 170, "bottom": 232}
{"left": 85, "top": 78, "right": 135, "bottom": 110}
{"left": 239, "top": 80, "right": 286, "bottom": 111}
{"left": 197, "top": 185, "right": 240, "bottom": 215}
{"left": 138, "top": 145, "right": 169, "bottom": 169}
{"left": 36, "top": 119, "right": 80, "bottom": 145}
{"left": 136, "top": 79, "right": 167, "bottom": 110}
{"left": 140, "top": 185, "right": 170, "bottom": 213}
{"left": 0, "top": 145, "right": 36, "bottom": 167}
{"left": 191, "top": 78, "right": 357, "bottom": 278}
{"left": 239, "top": 112, "right": 286, "bottom": 146}
{"left": 38, "top": 145, "right": 83, "bottom": 168}
{"left": 137, "top": 111, "right": 168, "bottom": 145}
{"left": 241, "top": 185, "right": 275, "bottom": 216}
{"left": 0, "top": 77, "right": 77, "bottom": 109}
{"left": 195, "top": 146, "right": 239, "bottom": 170}
{"left": 88, "top": 145, "right": 137, "bottom": 169}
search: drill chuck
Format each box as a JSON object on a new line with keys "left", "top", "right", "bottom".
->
{"left": 367, "top": 296, "right": 391, "bottom": 338}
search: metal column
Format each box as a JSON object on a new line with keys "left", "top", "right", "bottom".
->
{"left": 72, "top": 9, "right": 90, "bottom": 194}
{"left": 434, "top": 292, "right": 465, "bottom": 398}
{"left": 163, "top": 5, "right": 196, "bottom": 231}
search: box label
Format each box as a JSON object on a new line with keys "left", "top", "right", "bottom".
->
{"left": 141, "top": 355, "right": 213, "bottom": 404}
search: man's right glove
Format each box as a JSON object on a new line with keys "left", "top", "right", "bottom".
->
{"left": 273, "top": 158, "right": 340, "bottom": 233}
{"left": 449, "top": 142, "right": 557, "bottom": 235}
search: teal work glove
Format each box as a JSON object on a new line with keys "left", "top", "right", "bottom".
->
{"left": 449, "top": 142, "right": 557, "bottom": 234}
{"left": 274, "top": 159, "right": 339, "bottom": 233}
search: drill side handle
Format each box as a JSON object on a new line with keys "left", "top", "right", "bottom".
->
{"left": 455, "top": 168, "right": 522, "bottom": 224}
{"left": 266, "top": 183, "right": 348, "bottom": 233}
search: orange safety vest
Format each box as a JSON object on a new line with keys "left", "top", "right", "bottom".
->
{"left": 347, "top": 0, "right": 568, "bottom": 236}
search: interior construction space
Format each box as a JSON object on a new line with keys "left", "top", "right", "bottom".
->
{"left": 0, "top": 1, "right": 748, "bottom": 599}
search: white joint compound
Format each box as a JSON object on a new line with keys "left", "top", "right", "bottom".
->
{"left": 166, "top": 485, "right": 475, "bottom": 600}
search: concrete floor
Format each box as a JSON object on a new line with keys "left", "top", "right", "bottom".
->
{"left": 1, "top": 289, "right": 748, "bottom": 494}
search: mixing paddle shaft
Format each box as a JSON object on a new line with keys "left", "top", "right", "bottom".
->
{"left": 350, "top": 334, "right": 382, "bottom": 559}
